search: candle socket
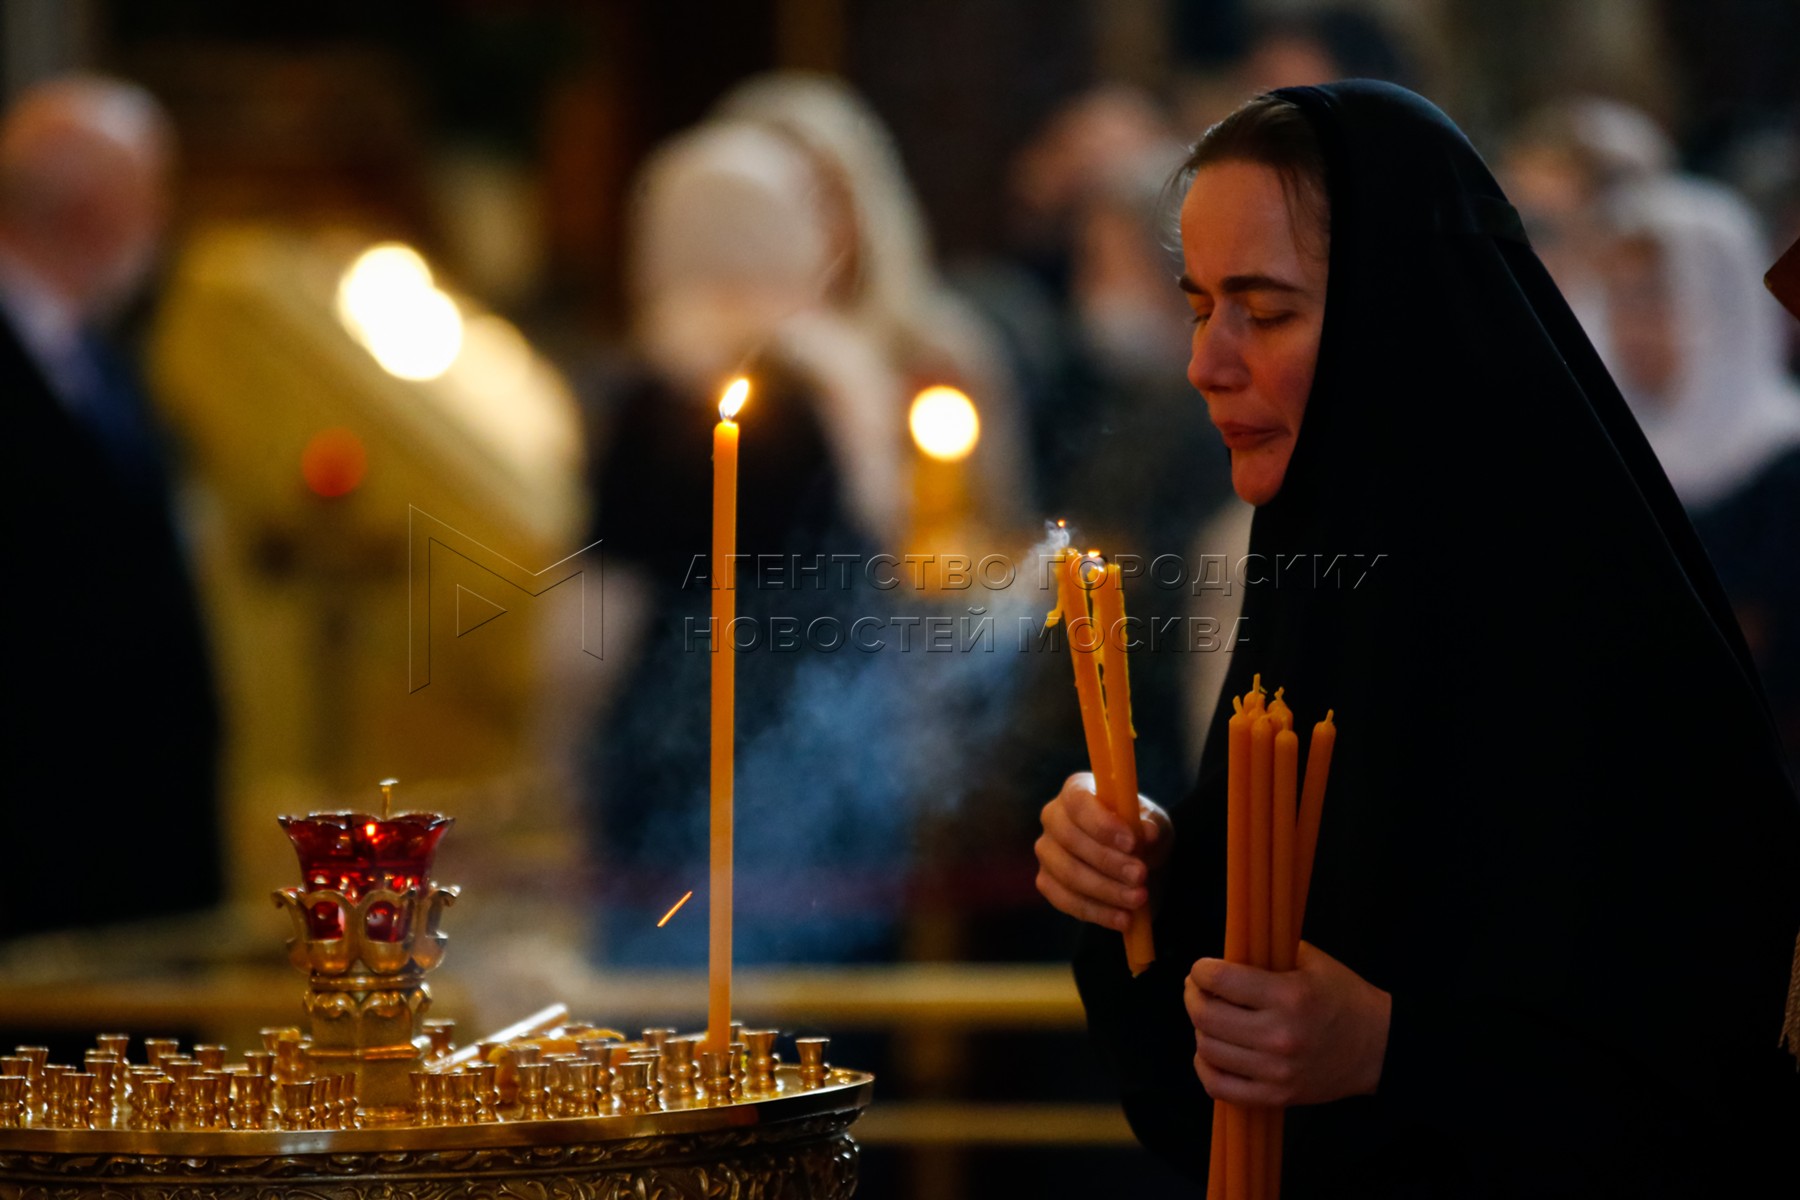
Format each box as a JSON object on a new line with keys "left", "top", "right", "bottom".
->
{"left": 449, "top": 1070, "right": 479, "bottom": 1124}
{"left": 125, "top": 1067, "right": 160, "bottom": 1126}
{"left": 614, "top": 1060, "right": 652, "bottom": 1114}
{"left": 409, "top": 1071, "right": 434, "bottom": 1126}
{"left": 663, "top": 1036, "right": 699, "bottom": 1101}
{"left": 83, "top": 1054, "right": 120, "bottom": 1119}
{"left": 192, "top": 1074, "right": 226, "bottom": 1130}
{"left": 795, "top": 1037, "right": 829, "bottom": 1089}
{"left": 422, "top": 1019, "right": 457, "bottom": 1059}
{"left": 515, "top": 1062, "right": 548, "bottom": 1121}
{"left": 0, "top": 1076, "right": 24, "bottom": 1128}
{"left": 41, "top": 1065, "right": 69, "bottom": 1125}
{"left": 742, "top": 1030, "right": 778, "bottom": 1095}
{"left": 466, "top": 1061, "right": 499, "bottom": 1120}
{"left": 278, "top": 1080, "right": 315, "bottom": 1130}
{"left": 143, "top": 1039, "right": 179, "bottom": 1073}
{"left": 698, "top": 1050, "right": 733, "bottom": 1106}
{"left": 62, "top": 1073, "right": 95, "bottom": 1129}
{"left": 137, "top": 1075, "right": 173, "bottom": 1131}
{"left": 233, "top": 1070, "right": 270, "bottom": 1130}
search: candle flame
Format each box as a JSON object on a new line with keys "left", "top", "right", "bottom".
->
{"left": 719, "top": 377, "right": 750, "bottom": 422}
{"left": 657, "top": 890, "right": 695, "bottom": 927}
{"left": 909, "top": 386, "right": 980, "bottom": 461}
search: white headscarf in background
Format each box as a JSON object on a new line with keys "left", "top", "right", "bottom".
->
{"left": 716, "top": 71, "right": 1030, "bottom": 528}
{"left": 1608, "top": 175, "right": 1800, "bottom": 511}
{"left": 626, "top": 119, "right": 908, "bottom": 545}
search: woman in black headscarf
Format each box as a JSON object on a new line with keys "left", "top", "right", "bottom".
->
{"left": 1034, "top": 82, "right": 1799, "bottom": 1196}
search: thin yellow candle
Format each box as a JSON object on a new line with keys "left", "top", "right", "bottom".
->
{"left": 1093, "top": 560, "right": 1153, "bottom": 975}
{"left": 709, "top": 376, "right": 748, "bottom": 1054}
{"left": 1249, "top": 712, "right": 1274, "bottom": 971}
{"left": 1248, "top": 712, "right": 1276, "bottom": 1200}
{"left": 1267, "top": 687, "right": 1293, "bottom": 733}
{"left": 1224, "top": 693, "right": 1253, "bottom": 1199}
{"left": 1207, "top": 1109, "right": 1226, "bottom": 1199}
{"left": 1058, "top": 552, "right": 1125, "bottom": 846}
{"left": 1269, "top": 722, "right": 1300, "bottom": 1200}
{"left": 1273, "top": 725, "right": 1299, "bottom": 969}
{"left": 1294, "top": 710, "right": 1336, "bottom": 935}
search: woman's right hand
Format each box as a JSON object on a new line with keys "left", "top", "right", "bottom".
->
{"left": 1035, "top": 772, "right": 1172, "bottom": 931}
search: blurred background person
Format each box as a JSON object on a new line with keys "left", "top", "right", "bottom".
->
{"left": 1500, "top": 95, "right": 1674, "bottom": 342}
{"left": 1600, "top": 172, "right": 1800, "bottom": 776}
{"left": 0, "top": 74, "right": 222, "bottom": 939}
{"left": 717, "top": 70, "right": 1032, "bottom": 529}
{"left": 586, "top": 70, "right": 1051, "bottom": 969}
{"left": 584, "top": 112, "right": 914, "bottom": 967}
{"left": 1236, "top": 2, "right": 1420, "bottom": 97}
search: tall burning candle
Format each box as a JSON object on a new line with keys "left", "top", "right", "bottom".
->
{"left": 709, "top": 376, "right": 749, "bottom": 1054}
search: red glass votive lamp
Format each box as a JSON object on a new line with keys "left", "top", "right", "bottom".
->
{"left": 279, "top": 811, "right": 452, "bottom": 940}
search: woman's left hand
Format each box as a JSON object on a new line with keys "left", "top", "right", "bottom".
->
{"left": 1183, "top": 941, "right": 1392, "bottom": 1107}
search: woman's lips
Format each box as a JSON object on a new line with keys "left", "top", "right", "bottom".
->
{"left": 1215, "top": 422, "right": 1283, "bottom": 451}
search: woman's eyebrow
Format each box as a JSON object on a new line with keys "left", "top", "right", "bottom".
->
{"left": 1177, "top": 272, "right": 1306, "bottom": 296}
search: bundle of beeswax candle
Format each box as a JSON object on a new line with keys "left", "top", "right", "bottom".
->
{"left": 1048, "top": 548, "right": 1155, "bottom": 975}
{"left": 1206, "top": 675, "right": 1336, "bottom": 1200}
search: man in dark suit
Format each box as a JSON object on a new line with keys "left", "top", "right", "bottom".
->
{"left": 0, "top": 75, "right": 221, "bottom": 938}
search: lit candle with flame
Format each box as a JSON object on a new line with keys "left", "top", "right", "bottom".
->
{"left": 908, "top": 386, "right": 980, "bottom": 462}
{"left": 709, "top": 377, "right": 748, "bottom": 1054}
{"left": 907, "top": 386, "right": 980, "bottom": 562}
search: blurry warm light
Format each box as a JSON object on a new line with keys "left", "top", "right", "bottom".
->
{"left": 301, "top": 426, "right": 368, "bottom": 498}
{"left": 451, "top": 314, "right": 534, "bottom": 397}
{"left": 336, "top": 243, "right": 430, "bottom": 330}
{"left": 909, "top": 386, "right": 980, "bottom": 462}
{"left": 719, "top": 377, "right": 750, "bottom": 421}
{"left": 336, "top": 242, "right": 465, "bottom": 382}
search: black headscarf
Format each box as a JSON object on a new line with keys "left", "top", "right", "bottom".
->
{"left": 1075, "top": 81, "right": 1799, "bottom": 1197}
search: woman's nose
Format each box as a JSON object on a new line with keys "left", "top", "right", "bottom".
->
{"left": 1188, "top": 320, "right": 1248, "bottom": 395}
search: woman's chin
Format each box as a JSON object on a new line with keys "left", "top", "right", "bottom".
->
{"left": 1230, "top": 451, "right": 1289, "bottom": 507}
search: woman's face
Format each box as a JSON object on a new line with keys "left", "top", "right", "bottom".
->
{"left": 1180, "top": 161, "right": 1329, "bottom": 505}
